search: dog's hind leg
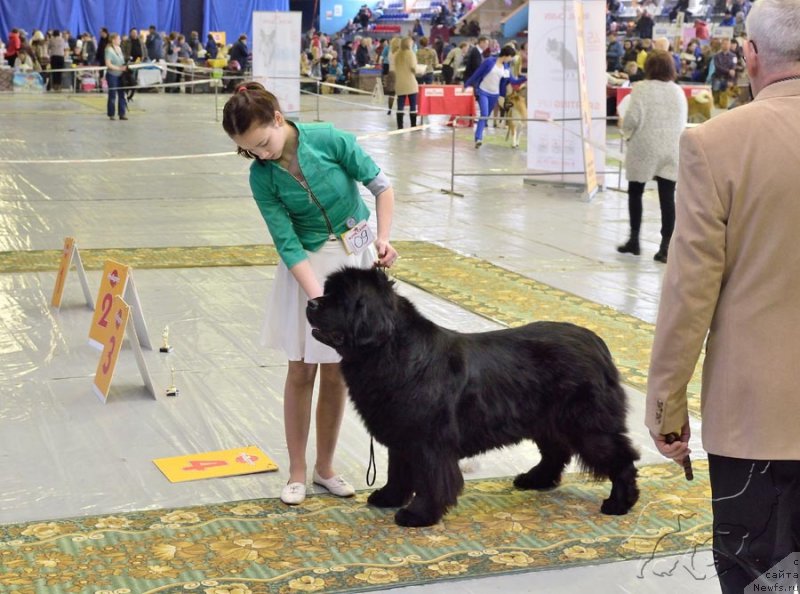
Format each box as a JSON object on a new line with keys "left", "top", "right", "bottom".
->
{"left": 575, "top": 432, "right": 640, "bottom": 515}
{"left": 514, "top": 440, "right": 572, "bottom": 490}
{"left": 395, "top": 453, "right": 463, "bottom": 527}
{"left": 368, "top": 447, "right": 414, "bottom": 508}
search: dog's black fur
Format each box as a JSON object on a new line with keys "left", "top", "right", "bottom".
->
{"left": 306, "top": 267, "right": 640, "bottom": 527}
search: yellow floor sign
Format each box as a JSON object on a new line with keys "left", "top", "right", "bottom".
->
{"left": 154, "top": 446, "right": 277, "bottom": 483}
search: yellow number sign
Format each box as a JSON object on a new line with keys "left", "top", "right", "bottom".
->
{"left": 51, "top": 237, "right": 75, "bottom": 308}
{"left": 89, "top": 260, "right": 130, "bottom": 350}
{"left": 92, "top": 295, "right": 130, "bottom": 403}
{"left": 154, "top": 446, "right": 278, "bottom": 483}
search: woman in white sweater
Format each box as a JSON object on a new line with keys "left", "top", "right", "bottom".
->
{"left": 618, "top": 49, "right": 687, "bottom": 263}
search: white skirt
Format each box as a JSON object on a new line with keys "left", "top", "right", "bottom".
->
{"left": 261, "top": 238, "right": 377, "bottom": 364}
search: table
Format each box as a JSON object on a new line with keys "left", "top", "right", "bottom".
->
{"left": 130, "top": 63, "right": 164, "bottom": 88}
{"left": 616, "top": 84, "right": 712, "bottom": 122}
{"left": 616, "top": 84, "right": 711, "bottom": 105}
{"left": 417, "top": 84, "right": 475, "bottom": 119}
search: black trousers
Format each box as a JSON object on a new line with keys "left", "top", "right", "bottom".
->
{"left": 709, "top": 454, "right": 800, "bottom": 593}
{"left": 627, "top": 176, "right": 675, "bottom": 246}
{"left": 50, "top": 55, "right": 65, "bottom": 89}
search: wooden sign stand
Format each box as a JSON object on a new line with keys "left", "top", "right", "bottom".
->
{"left": 88, "top": 259, "right": 152, "bottom": 351}
{"left": 51, "top": 237, "right": 94, "bottom": 310}
{"left": 92, "top": 295, "right": 157, "bottom": 403}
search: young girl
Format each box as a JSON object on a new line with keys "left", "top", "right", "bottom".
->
{"left": 222, "top": 82, "right": 398, "bottom": 505}
{"left": 104, "top": 33, "right": 128, "bottom": 120}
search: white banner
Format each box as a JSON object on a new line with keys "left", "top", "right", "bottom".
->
{"left": 526, "top": 0, "right": 606, "bottom": 183}
{"left": 252, "top": 11, "right": 302, "bottom": 114}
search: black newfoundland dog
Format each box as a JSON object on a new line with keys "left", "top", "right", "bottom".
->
{"left": 306, "top": 267, "right": 639, "bottom": 527}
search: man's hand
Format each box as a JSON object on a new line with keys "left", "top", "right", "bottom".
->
{"left": 649, "top": 421, "right": 691, "bottom": 466}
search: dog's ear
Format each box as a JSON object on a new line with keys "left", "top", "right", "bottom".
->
{"left": 370, "top": 266, "right": 396, "bottom": 291}
{"left": 348, "top": 284, "right": 396, "bottom": 350}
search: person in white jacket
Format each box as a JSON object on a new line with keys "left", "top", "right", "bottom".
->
{"left": 617, "top": 49, "right": 687, "bottom": 263}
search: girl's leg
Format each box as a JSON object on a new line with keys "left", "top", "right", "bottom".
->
{"left": 119, "top": 87, "right": 128, "bottom": 117}
{"left": 654, "top": 176, "right": 676, "bottom": 262}
{"left": 107, "top": 76, "right": 116, "bottom": 117}
{"left": 475, "top": 91, "right": 490, "bottom": 142}
{"left": 486, "top": 93, "right": 500, "bottom": 127}
{"left": 655, "top": 176, "right": 676, "bottom": 247}
{"left": 409, "top": 93, "right": 418, "bottom": 127}
{"left": 314, "top": 363, "right": 348, "bottom": 478}
{"left": 618, "top": 181, "right": 645, "bottom": 255}
{"left": 396, "top": 94, "right": 407, "bottom": 129}
{"left": 627, "top": 180, "right": 645, "bottom": 237}
{"left": 284, "top": 360, "right": 318, "bottom": 483}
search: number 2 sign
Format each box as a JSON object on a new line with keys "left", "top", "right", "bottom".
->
{"left": 89, "top": 260, "right": 130, "bottom": 350}
{"left": 93, "top": 295, "right": 130, "bottom": 403}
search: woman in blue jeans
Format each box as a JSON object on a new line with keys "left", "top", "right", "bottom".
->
{"left": 464, "top": 46, "right": 525, "bottom": 148}
{"left": 104, "top": 33, "right": 128, "bottom": 120}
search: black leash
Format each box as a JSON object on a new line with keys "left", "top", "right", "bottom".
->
{"left": 366, "top": 436, "right": 377, "bottom": 487}
{"left": 366, "top": 256, "right": 389, "bottom": 487}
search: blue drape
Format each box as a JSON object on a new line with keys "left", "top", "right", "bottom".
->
{"left": 202, "top": 0, "right": 287, "bottom": 44}
{"left": 1, "top": 0, "right": 180, "bottom": 40}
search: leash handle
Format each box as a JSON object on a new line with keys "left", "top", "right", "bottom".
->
{"left": 664, "top": 432, "right": 694, "bottom": 481}
{"left": 366, "top": 436, "right": 377, "bottom": 487}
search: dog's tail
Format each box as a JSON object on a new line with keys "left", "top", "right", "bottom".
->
{"left": 590, "top": 332, "right": 620, "bottom": 383}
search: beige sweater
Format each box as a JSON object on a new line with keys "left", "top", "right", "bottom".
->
{"left": 393, "top": 49, "right": 419, "bottom": 96}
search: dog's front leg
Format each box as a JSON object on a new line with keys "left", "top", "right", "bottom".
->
{"left": 367, "top": 447, "right": 413, "bottom": 508}
{"left": 395, "top": 451, "right": 463, "bottom": 527}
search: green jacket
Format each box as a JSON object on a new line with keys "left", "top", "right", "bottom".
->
{"left": 249, "top": 122, "right": 379, "bottom": 268}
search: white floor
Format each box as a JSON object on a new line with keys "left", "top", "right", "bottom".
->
{"left": 0, "top": 90, "right": 719, "bottom": 593}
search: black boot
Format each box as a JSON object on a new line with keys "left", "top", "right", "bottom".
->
{"left": 410, "top": 113, "right": 417, "bottom": 127}
{"left": 396, "top": 113, "right": 404, "bottom": 129}
{"left": 617, "top": 235, "right": 640, "bottom": 256}
{"left": 654, "top": 242, "right": 669, "bottom": 263}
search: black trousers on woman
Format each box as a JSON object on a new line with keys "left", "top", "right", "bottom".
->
{"left": 626, "top": 176, "right": 676, "bottom": 248}
{"left": 50, "top": 55, "right": 65, "bottom": 90}
{"left": 709, "top": 454, "right": 800, "bottom": 593}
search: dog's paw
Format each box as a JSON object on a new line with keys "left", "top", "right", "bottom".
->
{"left": 600, "top": 497, "right": 632, "bottom": 515}
{"left": 368, "top": 487, "right": 410, "bottom": 508}
{"left": 395, "top": 507, "right": 440, "bottom": 528}
{"left": 513, "top": 470, "right": 561, "bottom": 491}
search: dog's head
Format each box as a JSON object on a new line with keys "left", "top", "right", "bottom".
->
{"left": 306, "top": 266, "right": 398, "bottom": 356}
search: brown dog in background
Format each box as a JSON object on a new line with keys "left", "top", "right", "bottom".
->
{"left": 504, "top": 84, "right": 527, "bottom": 149}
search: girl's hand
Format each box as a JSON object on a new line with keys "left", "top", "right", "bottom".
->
{"left": 375, "top": 239, "right": 398, "bottom": 268}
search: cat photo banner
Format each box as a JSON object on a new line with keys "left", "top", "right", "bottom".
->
{"left": 526, "top": 0, "right": 606, "bottom": 187}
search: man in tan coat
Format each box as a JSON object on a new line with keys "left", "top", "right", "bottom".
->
{"left": 645, "top": 0, "right": 800, "bottom": 591}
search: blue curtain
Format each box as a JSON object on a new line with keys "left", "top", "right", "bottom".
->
{"left": 1, "top": 0, "right": 180, "bottom": 40}
{"left": 202, "top": 0, "right": 287, "bottom": 45}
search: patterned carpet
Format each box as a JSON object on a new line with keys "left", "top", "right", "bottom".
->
{"left": 0, "top": 461, "right": 712, "bottom": 594}
{"left": 0, "top": 241, "right": 703, "bottom": 416}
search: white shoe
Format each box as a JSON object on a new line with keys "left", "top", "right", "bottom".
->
{"left": 313, "top": 469, "right": 355, "bottom": 497}
{"left": 280, "top": 482, "right": 306, "bottom": 505}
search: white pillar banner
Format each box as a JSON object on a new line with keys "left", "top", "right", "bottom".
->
{"left": 526, "top": 0, "right": 606, "bottom": 182}
{"left": 252, "top": 11, "right": 302, "bottom": 114}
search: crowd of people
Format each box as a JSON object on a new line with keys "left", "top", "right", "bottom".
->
{"left": 299, "top": 28, "right": 528, "bottom": 134}
{"left": 606, "top": 0, "right": 753, "bottom": 108}
{"left": 2, "top": 24, "right": 248, "bottom": 93}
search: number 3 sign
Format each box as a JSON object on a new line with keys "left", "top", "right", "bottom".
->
{"left": 89, "top": 260, "right": 130, "bottom": 350}
{"left": 93, "top": 295, "right": 130, "bottom": 403}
